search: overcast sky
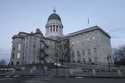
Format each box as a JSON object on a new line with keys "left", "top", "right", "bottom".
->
{"left": 0, "top": 0, "right": 125, "bottom": 61}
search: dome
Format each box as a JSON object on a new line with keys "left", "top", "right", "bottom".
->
{"left": 35, "top": 28, "right": 43, "bottom": 36}
{"left": 36, "top": 28, "right": 41, "bottom": 34}
{"left": 48, "top": 13, "right": 61, "bottom": 21}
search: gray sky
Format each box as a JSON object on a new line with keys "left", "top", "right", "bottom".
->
{"left": 0, "top": 0, "right": 125, "bottom": 60}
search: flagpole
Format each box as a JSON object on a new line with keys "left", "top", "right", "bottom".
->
{"left": 88, "top": 17, "right": 90, "bottom": 26}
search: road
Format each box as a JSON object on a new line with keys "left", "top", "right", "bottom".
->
{"left": 0, "top": 77, "right": 125, "bottom": 83}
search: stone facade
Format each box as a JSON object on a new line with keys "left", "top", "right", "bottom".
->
{"left": 10, "top": 11, "right": 113, "bottom": 65}
{"left": 66, "top": 26, "right": 113, "bottom": 64}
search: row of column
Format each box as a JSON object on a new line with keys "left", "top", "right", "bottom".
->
{"left": 49, "top": 25, "right": 59, "bottom": 32}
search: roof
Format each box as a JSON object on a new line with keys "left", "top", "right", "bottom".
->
{"left": 48, "top": 13, "right": 61, "bottom": 21}
{"left": 12, "top": 29, "right": 43, "bottom": 39}
{"left": 65, "top": 26, "right": 111, "bottom": 38}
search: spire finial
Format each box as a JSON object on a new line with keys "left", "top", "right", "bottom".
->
{"left": 53, "top": 8, "right": 56, "bottom": 13}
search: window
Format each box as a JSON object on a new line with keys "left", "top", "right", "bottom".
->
{"left": 77, "top": 51, "right": 81, "bottom": 63}
{"left": 71, "top": 50, "right": 74, "bottom": 62}
{"left": 33, "top": 44, "right": 35, "bottom": 48}
{"left": 17, "top": 53, "right": 20, "bottom": 59}
{"left": 73, "top": 60, "right": 75, "bottom": 63}
{"left": 18, "top": 44, "right": 21, "bottom": 51}
{"left": 77, "top": 60, "right": 80, "bottom": 63}
{"left": 12, "top": 53, "right": 14, "bottom": 59}
{"left": 77, "top": 51, "right": 81, "bottom": 57}
{"left": 53, "top": 27, "right": 55, "bottom": 32}
{"left": 83, "top": 57, "right": 86, "bottom": 64}
{"left": 13, "top": 47, "right": 15, "bottom": 51}
{"left": 92, "top": 36, "right": 95, "bottom": 39}
{"left": 16, "top": 61, "right": 19, "bottom": 65}
{"left": 72, "top": 50, "right": 74, "bottom": 57}
{"left": 94, "top": 48, "right": 96, "bottom": 53}
{"left": 94, "top": 48, "right": 97, "bottom": 63}
{"left": 71, "top": 50, "right": 75, "bottom": 63}
{"left": 88, "top": 57, "right": 92, "bottom": 63}
{"left": 88, "top": 49, "right": 91, "bottom": 56}
{"left": 82, "top": 50, "right": 85, "bottom": 56}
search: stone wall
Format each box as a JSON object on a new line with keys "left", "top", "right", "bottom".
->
{"left": 68, "top": 28, "right": 112, "bottom": 64}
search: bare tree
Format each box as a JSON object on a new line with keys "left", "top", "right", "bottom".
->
{"left": 114, "top": 45, "right": 125, "bottom": 65}
{"left": 0, "top": 59, "right": 6, "bottom": 65}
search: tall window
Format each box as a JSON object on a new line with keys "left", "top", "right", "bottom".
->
{"left": 33, "top": 44, "right": 35, "bottom": 48}
{"left": 71, "top": 50, "right": 75, "bottom": 62}
{"left": 94, "top": 48, "right": 97, "bottom": 63}
{"left": 94, "top": 48, "right": 97, "bottom": 53}
{"left": 83, "top": 57, "right": 86, "bottom": 64}
{"left": 82, "top": 50, "right": 86, "bottom": 63}
{"left": 13, "top": 47, "right": 15, "bottom": 51}
{"left": 88, "top": 49, "right": 91, "bottom": 56}
{"left": 12, "top": 53, "right": 14, "bottom": 59}
{"left": 17, "top": 53, "right": 20, "bottom": 59}
{"left": 82, "top": 50, "right": 85, "bottom": 56}
{"left": 18, "top": 44, "right": 21, "bottom": 51}
{"left": 88, "top": 57, "right": 92, "bottom": 63}
{"left": 77, "top": 51, "right": 81, "bottom": 63}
